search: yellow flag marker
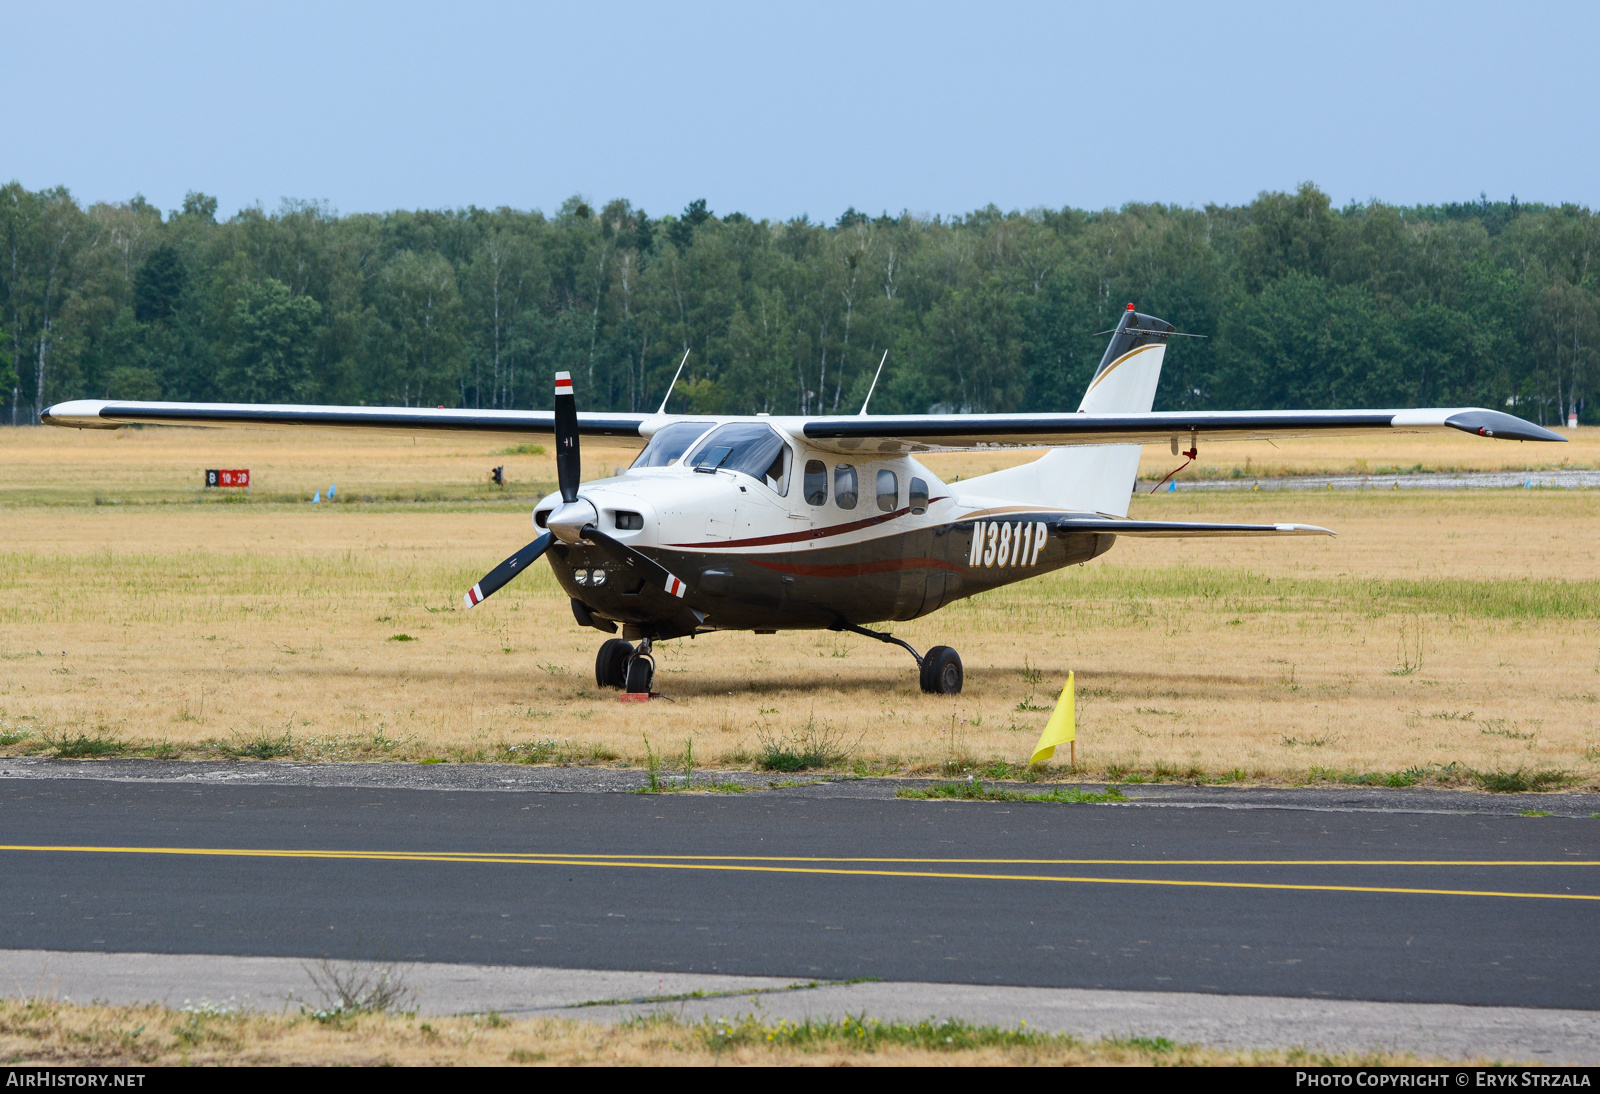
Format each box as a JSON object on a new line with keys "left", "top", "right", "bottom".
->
{"left": 1029, "top": 672, "right": 1075, "bottom": 766}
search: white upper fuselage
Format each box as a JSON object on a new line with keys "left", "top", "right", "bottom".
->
{"left": 535, "top": 416, "right": 1043, "bottom": 558}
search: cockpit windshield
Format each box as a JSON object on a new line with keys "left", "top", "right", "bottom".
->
{"left": 630, "top": 422, "right": 714, "bottom": 468}
{"left": 686, "top": 423, "right": 792, "bottom": 495}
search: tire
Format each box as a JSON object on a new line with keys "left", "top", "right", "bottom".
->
{"left": 624, "top": 654, "right": 655, "bottom": 695}
{"left": 595, "top": 638, "right": 634, "bottom": 688}
{"left": 919, "top": 646, "right": 963, "bottom": 695}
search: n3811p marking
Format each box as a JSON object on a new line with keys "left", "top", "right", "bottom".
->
{"left": 970, "top": 520, "right": 1049, "bottom": 569}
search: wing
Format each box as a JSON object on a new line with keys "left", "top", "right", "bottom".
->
{"left": 42, "top": 399, "right": 1564, "bottom": 454}
{"left": 798, "top": 407, "right": 1564, "bottom": 454}
{"left": 1056, "top": 517, "right": 1333, "bottom": 538}
{"left": 40, "top": 399, "right": 651, "bottom": 446}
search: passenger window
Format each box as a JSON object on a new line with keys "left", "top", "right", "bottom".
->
{"left": 876, "top": 469, "right": 898, "bottom": 513}
{"left": 909, "top": 477, "right": 929, "bottom": 514}
{"left": 834, "top": 465, "right": 858, "bottom": 510}
{"left": 804, "top": 460, "right": 828, "bottom": 505}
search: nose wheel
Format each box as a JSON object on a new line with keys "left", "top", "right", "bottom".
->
{"left": 595, "top": 638, "right": 632, "bottom": 688}
{"left": 595, "top": 637, "right": 656, "bottom": 694}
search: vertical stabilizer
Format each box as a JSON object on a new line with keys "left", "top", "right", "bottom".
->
{"left": 960, "top": 304, "right": 1171, "bottom": 516}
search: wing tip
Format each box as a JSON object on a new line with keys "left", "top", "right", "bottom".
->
{"left": 41, "top": 400, "right": 119, "bottom": 430}
{"left": 1443, "top": 409, "right": 1567, "bottom": 443}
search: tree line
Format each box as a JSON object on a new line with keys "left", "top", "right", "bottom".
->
{"left": 1, "top": 182, "right": 1595, "bottom": 427}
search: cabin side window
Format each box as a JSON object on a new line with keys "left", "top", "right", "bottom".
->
{"left": 804, "top": 460, "right": 828, "bottom": 505}
{"left": 876, "top": 469, "right": 898, "bottom": 513}
{"left": 908, "top": 477, "right": 929, "bottom": 514}
{"left": 834, "top": 464, "right": 858, "bottom": 510}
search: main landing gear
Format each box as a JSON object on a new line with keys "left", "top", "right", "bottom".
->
{"left": 833, "top": 623, "right": 964, "bottom": 695}
{"left": 596, "top": 637, "right": 655, "bottom": 694}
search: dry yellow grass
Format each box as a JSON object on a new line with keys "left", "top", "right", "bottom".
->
{"left": 2, "top": 426, "right": 1597, "bottom": 786}
{"left": 3, "top": 423, "right": 1594, "bottom": 506}
{"left": 0, "top": 997, "right": 1455, "bottom": 1066}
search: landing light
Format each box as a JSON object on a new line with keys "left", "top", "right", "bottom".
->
{"left": 591, "top": 569, "right": 607, "bottom": 586}
{"left": 575, "top": 570, "right": 589, "bottom": 586}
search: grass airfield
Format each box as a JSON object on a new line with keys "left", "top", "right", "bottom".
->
{"left": 2, "top": 425, "right": 1597, "bottom": 790}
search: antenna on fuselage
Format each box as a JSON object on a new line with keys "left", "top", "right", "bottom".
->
{"left": 857, "top": 349, "right": 889, "bottom": 416}
{"left": 657, "top": 349, "right": 691, "bottom": 415}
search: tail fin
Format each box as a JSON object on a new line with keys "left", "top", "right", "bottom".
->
{"left": 1078, "top": 304, "right": 1174, "bottom": 415}
{"left": 961, "top": 304, "right": 1171, "bottom": 517}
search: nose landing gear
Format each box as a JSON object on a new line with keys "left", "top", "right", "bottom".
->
{"left": 595, "top": 637, "right": 655, "bottom": 694}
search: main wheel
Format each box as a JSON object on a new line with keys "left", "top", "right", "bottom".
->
{"left": 624, "top": 653, "right": 655, "bottom": 695}
{"left": 595, "top": 638, "right": 634, "bottom": 688}
{"left": 919, "top": 646, "right": 963, "bottom": 695}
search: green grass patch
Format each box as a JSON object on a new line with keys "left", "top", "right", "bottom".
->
{"left": 897, "top": 779, "right": 1126, "bottom": 804}
{"left": 988, "top": 564, "right": 1600, "bottom": 623}
{"left": 1314, "top": 768, "right": 1421, "bottom": 788}
{"left": 500, "top": 738, "right": 565, "bottom": 764}
{"left": 493, "top": 443, "right": 547, "bottom": 456}
{"left": 1305, "top": 762, "right": 1471, "bottom": 788}
{"left": 45, "top": 732, "right": 125, "bottom": 759}
{"left": 756, "top": 718, "right": 851, "bottom": 772}
{"left": 1300, "top": 762, "right": 1572, "bottom": 792}
{"left": 1473, "top": 767, "right": 1572, "bottom": 793}
{"left": 979, "top": 760, "right": 1044, "bottom": 783}
{"left": 224, "top": 730, "right": 295, "bottom": 760}
{"left": 633, "top": 779, "right": 751, "bottom": 795}
{"left": 679, "top": 1013, "right": 1059, "bottom": 1054}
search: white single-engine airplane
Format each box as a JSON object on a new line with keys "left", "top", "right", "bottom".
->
{"left": 44, "top": 304, "right": 1563, "bottom": 696}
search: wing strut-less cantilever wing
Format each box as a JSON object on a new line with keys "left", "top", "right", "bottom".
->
{"left": 40, "top": 400, "right": 651, "bottom": 445}
{"left": 41, "top": 401, "right": 1563, "bottom": 453}
{"left": 799, "top": 407, "right": 1563, "bottom": 454}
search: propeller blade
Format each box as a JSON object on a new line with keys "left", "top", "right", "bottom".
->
{"left": 554, "top": 370, "right": 579, "bottom": 503}
{"left": 585, "top": 528, "right": 694, "bottom": 601}
{"left": 463, "top": 532, "right": 551, "bottom": 608}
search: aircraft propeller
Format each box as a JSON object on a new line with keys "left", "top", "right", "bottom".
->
{"left": 463, "top": 532, "right": 551, "bottom": 608}
{"left": 460, "top": 369, "right": 583, "bottom": 610}
{"left": 462, "top": 370, "right": 696, "bottom": 613}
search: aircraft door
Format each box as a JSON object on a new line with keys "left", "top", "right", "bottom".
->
{"left": 703, "top": 493, "right": 740, "bottom": 541}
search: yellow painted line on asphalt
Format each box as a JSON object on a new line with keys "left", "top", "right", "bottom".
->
{"left": 9, "top": 845, "right": 1587, "bottom": 867}
{"left": 3, "top": 845, "right": 1599, "bottom": 902}
{"left": 278, "top": 853, "right": 1600, "bottom": 867}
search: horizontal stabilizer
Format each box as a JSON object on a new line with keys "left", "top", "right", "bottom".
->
{"left": 1056, "top": 518, "right": 1334, "bottom": 538}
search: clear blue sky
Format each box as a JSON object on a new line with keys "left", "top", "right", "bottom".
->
{"left": 4, "top": 0, "right": 1597, "bottom": 222}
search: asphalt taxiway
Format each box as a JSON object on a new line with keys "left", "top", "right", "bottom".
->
{"left": 3, "top": 763, "right": 1598, "bottom": 1059}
